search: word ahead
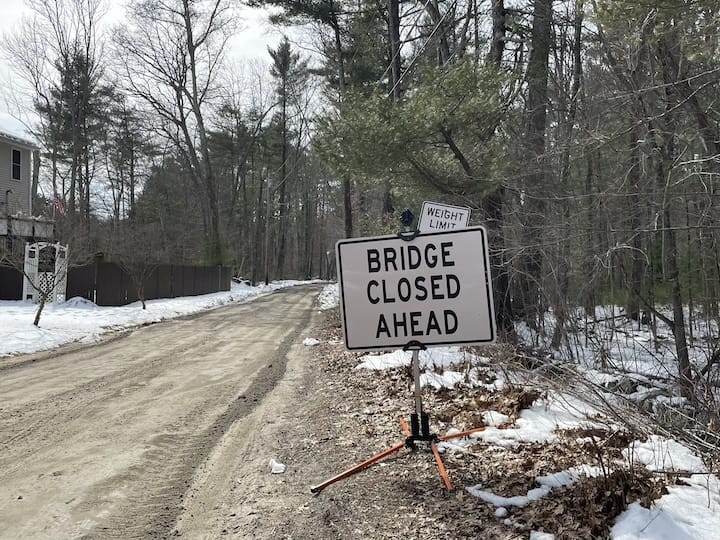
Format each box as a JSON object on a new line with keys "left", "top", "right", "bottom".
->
{"left": 336, "top": 227, "right": 496, "bottom": 351}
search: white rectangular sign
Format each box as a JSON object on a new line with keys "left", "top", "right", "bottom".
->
{"left": 336, "top": 227, "right": 496, "bottom": 351}
{"left": 417, "top": 201, "right": 471, "bottom": 233}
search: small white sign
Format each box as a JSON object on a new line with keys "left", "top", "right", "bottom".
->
{"left": 417, "top": 201, "right": 471, "bottom": 233}
{"left": 336, "top": 227, "right": 495, "bottom": 351}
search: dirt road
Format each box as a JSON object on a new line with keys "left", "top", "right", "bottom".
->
{"left": 0, "top": 285, "right": 323, "bottom": 540}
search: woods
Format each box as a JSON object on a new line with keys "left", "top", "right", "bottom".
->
{"left": 2, "top": 0, "right": 340, "bottom": 283}
{"left": 3, "top": 3, "right": 720, "bottom": 534}
{"left": 4, "top": 0, "right": 720, "bottom": 379}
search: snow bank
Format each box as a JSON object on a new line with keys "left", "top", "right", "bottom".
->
{"left": 0, "top": 280, "right": 320, "bottom": 357}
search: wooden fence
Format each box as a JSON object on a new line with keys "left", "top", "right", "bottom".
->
{"left": 0, "top": 267, "right": 23, "bottom": 301}
{"left": 1, "top": 263, "right": 232, "bottom": 306}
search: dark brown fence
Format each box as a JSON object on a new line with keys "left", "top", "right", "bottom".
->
{"left": 0, "top": 263, "right": 231, "bottom": 304}
{"left": 66, "top": 263, "right": 231, "bottom": 306}
{"left": 0, "top": 267, "right": 23, "bottom": 301}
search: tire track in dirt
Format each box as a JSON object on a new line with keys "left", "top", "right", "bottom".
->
{"left": 84, "top": 329, "right": 310, "bottom": 540}
{"left": 0, "top": 286, "right": 320, "bottom": 540}
{"left": 0, "top": 326, "right": 222, "bottom": 479}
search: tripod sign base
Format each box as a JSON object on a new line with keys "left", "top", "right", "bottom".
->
{"left": 309, "top": 418, "right": 485, "bottom": 494}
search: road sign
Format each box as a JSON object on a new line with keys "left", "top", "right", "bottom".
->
{"left": 336, "top": 227, "right": 496, "bottom": 351}
{"left": 417, "top": 201, "right": 471, "bottom": 233}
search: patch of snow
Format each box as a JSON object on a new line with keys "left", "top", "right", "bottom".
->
{"left": 356, "top": 346, "right": 480, "bottom": 371}
{"left": 623, "top": 435, "right": 707, "bottom": 473}
{"left": 419, "top": 347, "right": 477, "bottom": 369}
{"left": 317, "top": 283, "right": 338, "bottom": 310}
{"left": 482, "top": 410, "right": 510, "bottom": 426}
{"left": 420, "top": 370, "right": 464, "bottom": 389}
{"left": 536, "top": 465, "right": 604, "bottom": 488}
{"left": 612, "top": 502, "right": 694, "bottom": 540}
{"left": 62, "top": 296, "right": 100, "bottom": 309}
{"left": 460, "top": 397, "right": 600, "bottom": 447}
{"left": 614, "top": 459, "right": 720, "bottom": 540}
{"left": 530, "top": 533, "right": 555, "bottom": 540}
{"left": 356, "top": 350, "right": 410, "bottom": 370}
{"left": 467, "top": 484, "right": 552, "bottom": 507}
{"left": 469, "top": 465, "right": 604, "bottom": 508}
{"left": 652, "top": 474, "right": 720, "bottom": 540}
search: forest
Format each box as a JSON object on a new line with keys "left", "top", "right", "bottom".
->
{"left": 4, "top": 0, "right": 720, "bottom": 384}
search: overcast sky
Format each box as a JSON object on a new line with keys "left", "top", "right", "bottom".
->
{"left": 0, "top": 0, "right": 305, "bottom": 136}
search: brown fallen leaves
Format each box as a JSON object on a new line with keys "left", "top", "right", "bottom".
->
{"left": 305, "top": 309, "right": 668, "bottom": 539}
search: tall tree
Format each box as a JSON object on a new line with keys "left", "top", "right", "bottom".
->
{"left": 3, "top": 0, "right": 109, "bottom": 229}
{"left": 101, "top": 95, "right": 152, "bottom": 227}
{"left": 115, "top": 0, "right": 232, "bottom": 263}
{"left": 513, "top": 0, "right": 553, "bottom": 325}
{"left": 252, "top": 0, "right": 355, "bottom": 238}
{"left": 268, "top": 37, "right": 309, "bottom": 275}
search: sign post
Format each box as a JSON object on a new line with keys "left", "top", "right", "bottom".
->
{"left": 311, "top": 219, "right": 496, "bottom": 494}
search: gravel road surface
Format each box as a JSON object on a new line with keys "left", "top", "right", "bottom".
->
{"left": 0, "top": 285, "right": 322, "bottom": 540}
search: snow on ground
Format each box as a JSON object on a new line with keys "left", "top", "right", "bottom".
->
{"left": 624, "top": 435, "right": 707, "bottom": 473}
{"left": 317, "top": 283, "right": 339, "bottom": 310}
{"left": 467, "top": 465, "right": 604, "bottom": 508}
{"left": 3, "top": 282, "right": 718, "bottom": 539}
{"left": 356, "top": 346, "right": 484, "bottom": 372}
{"left": 0, "top": 280, "right": 322, "bottom": 357}
{"left": 349, "top": 300, "right": 719, "bottom": 539}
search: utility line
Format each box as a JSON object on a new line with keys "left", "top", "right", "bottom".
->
{"left": 386, "top": 0, "right": 459, "bottom": 99}
{"left": 376, "top": 0, "right": 436, "bottom": 87}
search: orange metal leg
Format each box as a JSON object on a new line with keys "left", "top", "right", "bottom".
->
{"left": 310, "top": 423, "right": 486, "bottom": 494}
{"left": 438, "top": 426, "right": 486, "bottom": 441}
{"left": 310, "top": 440, "right": 407, "bottom": 494}
{"left": 399, "top": 417, "right": 411, "bottom": 436}
{"left": 430, "top": 440, "right": 453, "bottom": 490}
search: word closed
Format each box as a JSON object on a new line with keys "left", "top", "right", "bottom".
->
{"left": 336, "top": 227, "right": 496, "bottom": 351}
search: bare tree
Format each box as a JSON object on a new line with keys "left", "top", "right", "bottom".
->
{"left": 114, "top": 0, "right": 233, "bottom": 264}
{"left": 108, "top": 222, "right": 162, "bottom": 310}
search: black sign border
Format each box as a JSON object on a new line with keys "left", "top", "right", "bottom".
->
{"left": 335, "top": 226, "right": 496, "bottom": 352}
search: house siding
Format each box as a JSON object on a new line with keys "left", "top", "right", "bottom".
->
{"left": 0, "top": 140, "right": 33, "bottom": 215}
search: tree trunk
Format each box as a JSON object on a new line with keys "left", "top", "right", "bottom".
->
{"left": 664, "top": 205, "right": 693, "bottom": 397}
{"left": 656, "top": 29, "right": 693, "bottom": 398}
{"left": 514, "top": 0, "right": 552, "bottom": 326}
{"left": 33, "top": 295, "right": 46, "bottom": 327}
{"left": 624, "top": 125, "right": 644, "bottom": 321}
{"left": 480, "top": 0, "right": 512, "bottom": 337}
{"left": 251, "top": 161, "right": 263, "bottom": 286}
{"left": 488, "top": 0, "right": 505, "bottom": 66}
{"left": 551, "top": 0, "right": 583, "bottom": 348}
{"left": 331, "top": 12, "right": 353, "bottom": 239}
{"left": 425, "top": 1, "right": 451, "bottom": 64}
{"left": 483, "top": 190, "right": 514, "bottom": 337}
{"left": 277, "top": 87, "right": 289, "bottom": 275}
{"left": 264, "top": 176, "right": 273, "bottom": 285}
{"left": 387, "top": 0, "right": 402, "bottom": 98}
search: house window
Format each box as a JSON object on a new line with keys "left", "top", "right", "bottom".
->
{"left": 12, "top": 149, "right": 21, "bottom": 181}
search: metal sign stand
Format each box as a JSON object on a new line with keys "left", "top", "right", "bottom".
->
{"left": 309, "top": 340, "right": 487, "bottom": 493}
{"left": 310, "top": 211, "right": 487, "bottom": 494}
